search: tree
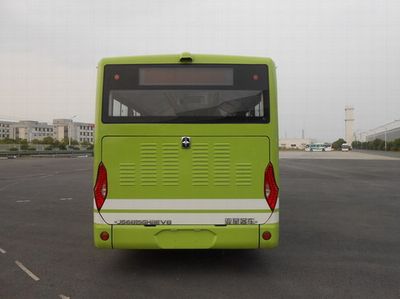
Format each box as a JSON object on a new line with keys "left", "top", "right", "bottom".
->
{"left": 80, "top": 140, "right": 90, "bottom": 146}
{"left": 0, "top": 137, "right": 15, "bottom": 144}
{"left": 372, "top": 139, "right": 385, "bottom": 150}
{"left": 392, "top": 138, "right": 400, "bottom": 151}
{"left": 43, "top": 136, "right": 54, "bottom": 145}
{"left": 332, "top": 138, "right": 346, "bottom": 150}
{"left": 387, "top": 141, "right": 393, "bottom": 151}
{"left": 352, "top": 141, "right": 362, "bottom": 149}
{"left": 20, "top": 143, "right": 29, "bottom": 150}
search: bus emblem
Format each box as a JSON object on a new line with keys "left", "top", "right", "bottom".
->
{"left": 181, "top": 136, "right": 191, "bottom": 148}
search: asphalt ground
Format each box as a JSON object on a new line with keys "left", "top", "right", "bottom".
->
{"left": 279, "top": 149, "right": 400, "bottom": 160}
{"left": 0, "top": 154, "right": 399, "bottom": 298}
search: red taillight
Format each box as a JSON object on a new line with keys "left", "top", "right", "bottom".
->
{"left": 100, "top": 231, "right": 109, "bottom": 241}
{"left": 94, "top": 162, "right": 107, "bottom": 211}
{"left": 262, "top": 231, "right": 272, "bottom": 240}
{"left": 264, "top": 162, "right": 279, "bottom": 211}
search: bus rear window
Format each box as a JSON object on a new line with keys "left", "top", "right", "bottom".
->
{"left": 102, "top": 64, "right": 269, "bottom": 123}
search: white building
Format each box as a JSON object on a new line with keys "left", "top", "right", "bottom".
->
{"left": 0, "top": 120, "right": 14, "bottom": 139}
{"left": 279, "top": 138, "right": 312, "bottom": 150}
{"left": 76, "top": 122, "right": 95, "bottom": 143}
{"left": 53, "top": 119, "right": 94, "bottom": 144}
{"left": 3, "top": 118, "right": 94, "bottom": 144}
{"left": 361, "top": 120, "right": 400, "bottom": 142}
{"left": 10, "top": 121, "right": 54, "bottom": 142}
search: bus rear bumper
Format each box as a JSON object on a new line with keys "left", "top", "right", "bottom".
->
{"left": 94, "top": 223, "right": 279, "bottom": 249}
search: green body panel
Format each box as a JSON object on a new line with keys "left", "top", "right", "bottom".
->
{"left": 93, "top": 53, "right": 279, "bottom": 249}
{"left": 102, "top": 136, "right": 269, "bottom": 199}
{"left": 259, "top": 223, "right": 279, "bottom": 249}
{"left": 93, "top": 222, "right": 278, "bottom": 249}
{"left": 94, "top": 224, "right": 112, "bottom": 249}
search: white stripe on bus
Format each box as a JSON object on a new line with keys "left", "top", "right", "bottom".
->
{"left": 97, "top": 198, "right": 273, "bottom": 210}
{"left": 94, "top": 212, "right": 279, "bottom": 225}
{"left": 94, "top": 213, "right": 107, "bottom": 224}
{"left": 267, "top": 211, "right": 279, "bottom": 224}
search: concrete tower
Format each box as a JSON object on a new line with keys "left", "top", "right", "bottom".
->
{"left": 345, "top": 106, "right": 354, "bottom": 144}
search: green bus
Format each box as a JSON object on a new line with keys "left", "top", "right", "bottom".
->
{"left": 93, "top": 53, "right": 279, "bottom": 249}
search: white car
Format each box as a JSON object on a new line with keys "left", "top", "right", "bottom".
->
{"left": 341, "top": 143, "right": 351, "bottom": 151}
{"left": 306, "top": 143, "right": 325, "bottom": 152}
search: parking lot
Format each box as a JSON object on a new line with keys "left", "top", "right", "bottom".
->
{"left": 0, "top": 153, "right": 399, "bottom": 298}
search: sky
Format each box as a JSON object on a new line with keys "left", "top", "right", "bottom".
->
{"left": 0, "top": 0, "right": 399, "bottom": 142}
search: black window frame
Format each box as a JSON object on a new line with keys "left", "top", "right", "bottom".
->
{"left": 102, "top": 64, "right": 270, "bottom": 124}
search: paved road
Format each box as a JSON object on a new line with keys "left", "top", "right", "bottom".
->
{"left": 0, "top": 156, "right": 399, "bottom": 298}
{"left": 280, "top": 150, "right": 400, "bottom": 160}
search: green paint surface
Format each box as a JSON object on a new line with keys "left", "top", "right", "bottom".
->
{"left": 93, "top": 222, "right": 279, "bottom": 249}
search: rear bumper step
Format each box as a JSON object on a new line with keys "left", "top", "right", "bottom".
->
{"left": 94, "top": 223, "right": 279, "bottom": 249}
